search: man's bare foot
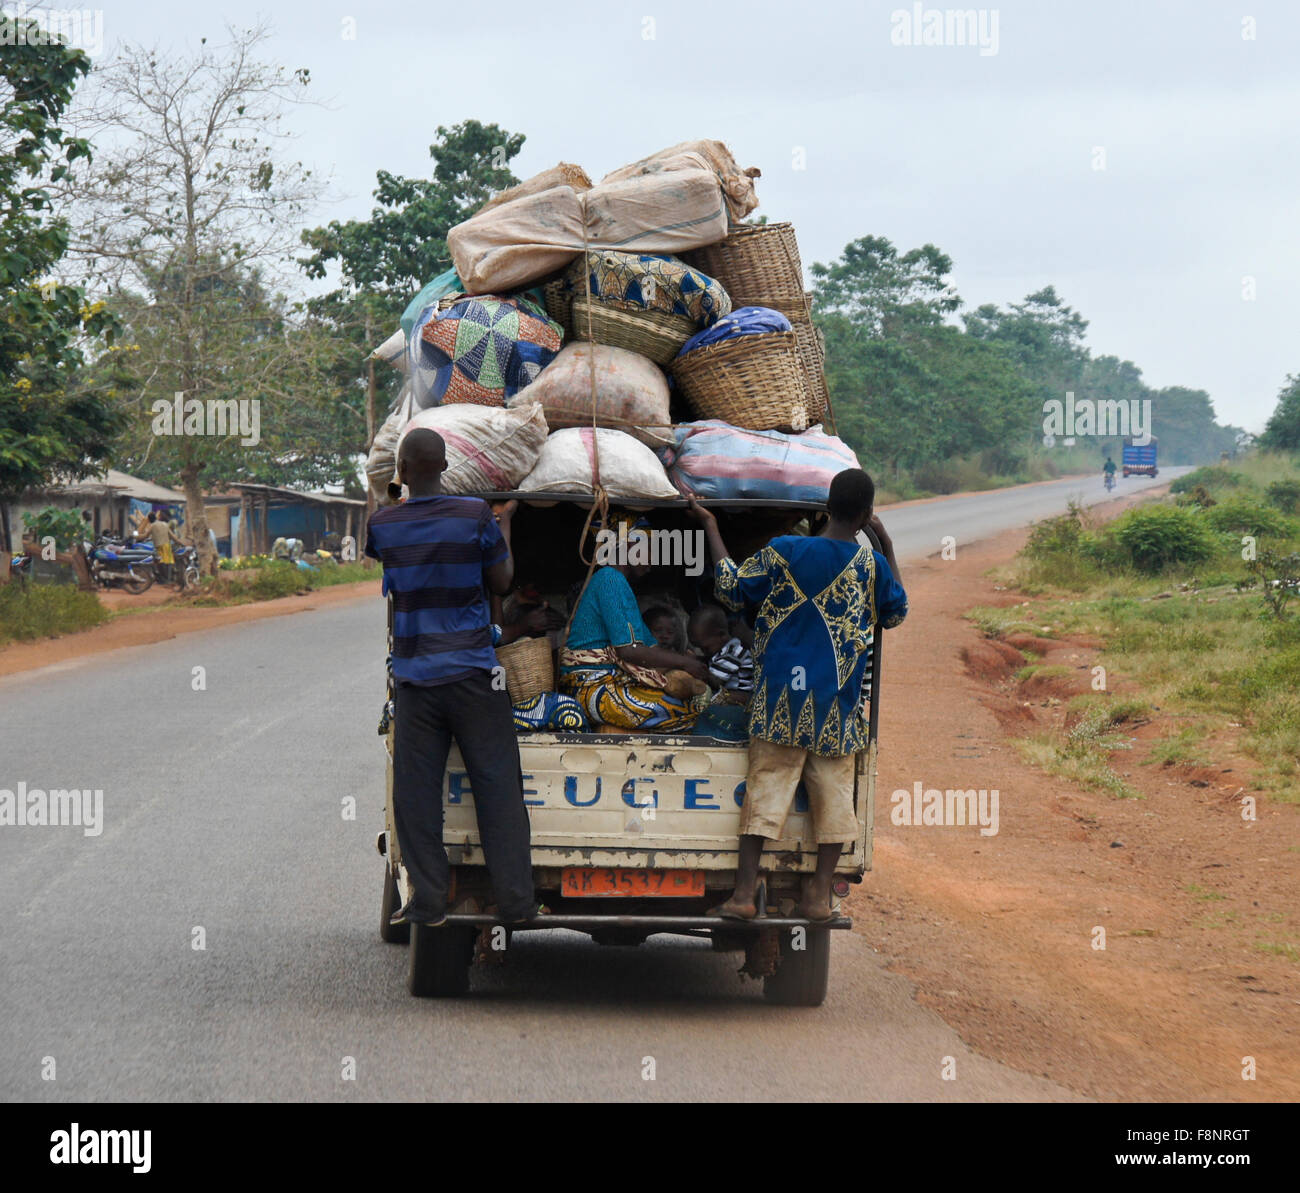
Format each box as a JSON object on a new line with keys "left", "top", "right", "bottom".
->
{"left": 710, "top": 896, "right": 758, "bottom": 921}
{"left": 794, "top": 898, "right": 834, "bottom": 923}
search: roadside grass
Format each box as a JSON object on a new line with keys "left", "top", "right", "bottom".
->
{"left": 187, "top": 560, "right": 377, "bottom": 606}
{"left": 976, "top": 452, "right": 1300, "bottom": 801}
{"left": 1015, "top": 663, "right": 1073, "bottom": 683}
{"left": 0, "top": 582, "right": 109, "bottom": 645}
{"left": 1014, "top": 700, "right": 1147, "bottom": 799}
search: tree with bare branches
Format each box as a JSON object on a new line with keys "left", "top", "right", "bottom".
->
{"left": 65, "top": 24, "right": 332, "bottom": 573}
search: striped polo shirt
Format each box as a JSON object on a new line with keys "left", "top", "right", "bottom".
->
{"left": 364, "top": 495, "right": 508, "bottom": 686}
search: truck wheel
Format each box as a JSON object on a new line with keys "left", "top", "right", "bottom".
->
{"left": 379, "top": 866, "right": 409, "bottom": 945}
{"left": 408, "top": 923, "right": 474, "bottom": 997}
{"left": 763, "top": 926, "right": 831, "bottom": 1006}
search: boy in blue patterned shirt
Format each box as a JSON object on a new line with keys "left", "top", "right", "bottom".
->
{"left": 687, "top": 469, "right": 907, "bottom": 922}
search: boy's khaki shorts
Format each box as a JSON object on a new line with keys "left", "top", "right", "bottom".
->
{"left": 738, "top": 736, "right": 859, "bottom": 844}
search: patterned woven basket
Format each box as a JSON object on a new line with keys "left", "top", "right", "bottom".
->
{"left": 670, "top": 331, "right": 814, "bottom": 432}
{"left": 684, "top": 222, "right": 805, "bottom": 312}
{"left": 495, "top": 635, "right": 553, "bottom": 705}
{"left": 569, "top": 296, "right": 694, "bottom": 366}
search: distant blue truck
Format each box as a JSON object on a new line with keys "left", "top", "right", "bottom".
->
{"left": 1122, "top": 438, "right": 1158, "bottom": 478}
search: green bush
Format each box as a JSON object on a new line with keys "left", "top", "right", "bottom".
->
{"left": 20, "top": 506, "right": 90, "bottom": 551}
{"left": 0, "top": 583, "right": 108, "bottom": 644}
{"left": 1203, "top": 497, "right": 1296, "bottom": 538}
{"left": 1106, "top": 505, "right": 1216, "bottom": 573}
{"left": 1024, "top": 503, "right": 1086, "bottom": 558}
{"left": 1265, "top": 479, "right": 1300, "bottom": 515}
{"left": 1169, "top": 466, "right": 1245, "bottom": 496}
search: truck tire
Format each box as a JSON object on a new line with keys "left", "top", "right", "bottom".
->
{"left": 379, "top": 866, "right": 409, "bottom": 945}
{"left": 763, "top": 926, "right": 831, "bottom": 1006}
{"left": 408, "top": 922, "right": 474, "bottom": 997}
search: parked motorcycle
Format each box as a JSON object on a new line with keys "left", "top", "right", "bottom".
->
{"left": 174, "top": 544, "right": 200, "bottom": 590}
{"left": 85, "top": 536, "right": 155, "bottom": 594}
{"left": 7, "top": 550, "right": 32, "bottom": 585}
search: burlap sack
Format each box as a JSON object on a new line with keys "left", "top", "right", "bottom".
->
{"left": 601, "top": 140, "right": 761, "bottom": 222}
{"left": 448, "top": 169, "right": 728, "bottom": 295}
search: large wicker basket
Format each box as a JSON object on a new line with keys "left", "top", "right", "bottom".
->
{"left": 494, "top": 635, "right": 553, "bottom": 706}
{"left": 670, "top": 331, "right": 815, "bottom": 432}
{"left": 569, "top": 296, "right": 694, "bottom": 366}
{"left": 790, "top": 315, "right": 829, "bottom": 425}
{"left": 684, "top": 222, "right": 805, "bottom": 313}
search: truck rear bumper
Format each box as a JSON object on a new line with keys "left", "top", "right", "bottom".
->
{"left": 440, "top": 913, "right": 852, "bottom": 932}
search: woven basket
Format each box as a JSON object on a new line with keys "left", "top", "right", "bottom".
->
{"left": 570, "top": 296, "right": 694, "bottom": 366}
{"left": 684, "top": 222, "right": 805, "bottom": 312}
{"left": 543, "top": 280, "right": 573, "bottom": 340}
{"left": 670, "top": 331, "right": 814, "bottom": 432}
{"left": 495, "top": 635, "right": 553, "bottom": 705}
{"left": 790, "top": 316, "right": 829, "bottom": 425}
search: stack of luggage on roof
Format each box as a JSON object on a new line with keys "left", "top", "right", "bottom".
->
{"left": 364, "top": 139, "right": 863, "bottom": 735}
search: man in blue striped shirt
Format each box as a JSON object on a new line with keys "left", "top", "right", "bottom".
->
{"left": 365, "top": 428, "right": 535, "bottom": 927}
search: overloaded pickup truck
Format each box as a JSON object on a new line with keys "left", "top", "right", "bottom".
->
{"left": 374, "top": 494, "right": 885, "bottom": 1006}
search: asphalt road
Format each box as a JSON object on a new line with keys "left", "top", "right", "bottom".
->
{"left": 0, "top": 472, "right": 1184, "bottom": 1102}
{"left": 877, "top": 468, "right": 1192, "bottom": 562}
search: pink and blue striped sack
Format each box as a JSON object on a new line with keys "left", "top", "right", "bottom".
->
{"left": 660, "top": 421, "right": 861, "bottom": 503}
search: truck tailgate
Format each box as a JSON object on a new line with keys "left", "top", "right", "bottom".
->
{"left": 386, "top": 733, "right": 876, "bottom": 876}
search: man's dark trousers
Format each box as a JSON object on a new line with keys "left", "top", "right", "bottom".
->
{"left": 392, "top": 670, "right": 535, "bottom": 920}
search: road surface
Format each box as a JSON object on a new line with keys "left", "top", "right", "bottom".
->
{"left": 0, "top": 473, "right": 1183, "bottom": 1101}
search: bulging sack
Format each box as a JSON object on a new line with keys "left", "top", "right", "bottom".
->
{"left": 519, "top": 427, "right": 679, "bottom": 500}
{"left": 408, "top": 293, "right": 562, "bottom": 410}
{"left": 448, "top": 170, "right": 729, "bottom": 295}
{"left": 365, "top": 384, "right": 415, "bottom": 505}
{"left": 398, "top": 402, "right": 549, "bottom": 495}
{"left": 601, "top": 140, "right": 761, "bottom": 223}
{"left": 509, "top": 342, "right": 673, "bottom": 449}
{"left": 661, "top": 421, "right": 860, "bottom": 503}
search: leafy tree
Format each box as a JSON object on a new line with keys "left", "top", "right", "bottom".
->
{"left": 64, "top": 24, "right": 326, "bottom": 572}
{"left": 1148, "top": 385, "right": 1242, "bottom": 464}
{"left": 812, "top": 235, "right": 959, "bottom": 335}
{"left": 812, "top": 236, "right": 1032, "bottom": 471}
{"left": 1260, "top": 374, "right": 1300, "bottom": 452}
{"left": 0, "top": 12, "right": 121, "bottom": 550}
{"left": 963, "top": 286, "right": 1090, "bottom": 413}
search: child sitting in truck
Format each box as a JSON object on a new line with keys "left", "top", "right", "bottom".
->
{"left": 642, "top": 604, "right": 687, "bottom": 653}
{"left": 687, "top": 604, "right": 754, "bottom": 742}
{"left": 688, "top": 604, "right": 754, "bottom": 703}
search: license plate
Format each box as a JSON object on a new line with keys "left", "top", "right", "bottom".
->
{"left": 561, "top": 867, "right": 705, "bottom": 898}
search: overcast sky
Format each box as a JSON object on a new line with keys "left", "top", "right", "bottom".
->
{"left": 51, "top": 0, "right": 1300, "bottom": 432}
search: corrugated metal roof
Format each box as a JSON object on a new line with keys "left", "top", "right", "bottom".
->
{"left": 44, "top": 469, "right": 188, "bottom": 503}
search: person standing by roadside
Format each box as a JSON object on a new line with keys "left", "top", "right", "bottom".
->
{"left": 364, "top": 428, "right": 536, "bottom": 927}
{"left": 687, "top": 469, "right": 908, "bottom": 921}
{"left": 137, "top": 511, "right": 184, "bottom": 585}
